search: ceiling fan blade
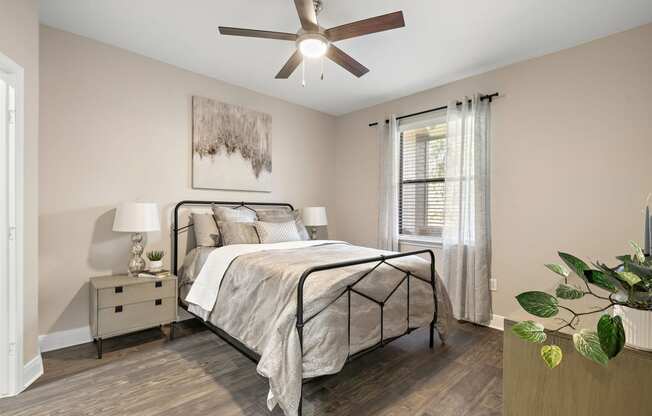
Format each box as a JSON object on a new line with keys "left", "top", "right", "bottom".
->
{"left": 275, "top": 50, "right": 303, "bottom": 79}
{"left": 326, "top": 45, "right": 369, "bottom": 78}
{"left": 219, "top": 26, "right": 297, "bottom": 41}
{"left": 294, "top": 0, "right": 319, "bottom": 31}
{"left": 325, "top": 11, "right": 405, "bottom": 42}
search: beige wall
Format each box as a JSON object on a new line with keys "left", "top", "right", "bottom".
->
{"left": 333, "top": 23, "right": 652, "bottom": 322}
{"left": 39, "top": 26, "right": 336, "bottom": 335}
{"left": 37, "top": 21, "right": 652, "bottom": 338}
{"left": 0, "top": 0, "right": 40, "bottom": 364}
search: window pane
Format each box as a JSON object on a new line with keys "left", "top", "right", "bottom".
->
{"left": 399, "top": 119, "right": 447, "bottom": 238}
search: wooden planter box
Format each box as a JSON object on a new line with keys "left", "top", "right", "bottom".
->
{"left": 504, "top": 319, "right": 651, "bottom": 416}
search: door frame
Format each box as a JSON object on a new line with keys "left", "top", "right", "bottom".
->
{"left": 0, "top": 51, "right": 25, "bottom": 398}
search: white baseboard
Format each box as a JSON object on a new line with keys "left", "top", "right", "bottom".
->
{"left": 486, "top": 314, "right": 505, "bottom": 331}
{"left": 39, "top": 308, "right": 194, "bottom": 353}
{"left": 39, "top": 326, "right": 92, "bottom": 353}
{"left": 22, "top": 354, "right": 43, "bottom": 392}
{"left": 0, "top": 354, "right": 43, "bottom": 398}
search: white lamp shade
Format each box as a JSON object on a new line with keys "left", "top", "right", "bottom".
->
{"left": 302, "top": 207, "right": 328, "bottom": 227}
{"left": 112, "top": 202, "right": 160, "bottom": 233}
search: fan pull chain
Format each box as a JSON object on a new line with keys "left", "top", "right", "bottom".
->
{"left": 320, "top": 56, "right": 324, "bottom": 81}
{"left": 302, "top": 58, "right": 306, "bottom": 87}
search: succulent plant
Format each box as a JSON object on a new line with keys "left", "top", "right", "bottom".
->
{"left": 146, "top": 250, "right": 165, "bottom": 261}
{"left": 513, "top": 241, "right": 652, "bottom": 368}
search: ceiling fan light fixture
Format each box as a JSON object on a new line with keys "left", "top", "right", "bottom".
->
{"left": 298, "top": 34, "right": 329, "bottom": 58}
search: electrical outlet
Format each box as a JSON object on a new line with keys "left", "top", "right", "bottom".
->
{"left": 490, "top": 278, "right": 497, "bottom": 291}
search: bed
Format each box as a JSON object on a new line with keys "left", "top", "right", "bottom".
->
{"left": 173, "top": 201, "right": 452, "bottom": 416}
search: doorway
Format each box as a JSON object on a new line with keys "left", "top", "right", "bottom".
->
{"left": 0, "top": 53, "right": 24, "bottom": 398}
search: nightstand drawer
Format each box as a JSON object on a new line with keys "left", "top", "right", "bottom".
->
{"left": 97, "top": 297, "right": 176, "bottom": 336}
{"left": 98, "top": 279, "right": 175, "bottom": 307}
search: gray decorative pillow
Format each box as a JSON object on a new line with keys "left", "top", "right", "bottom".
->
{"left": 217, "top": 221, "right": 260, "bottom": 246}
{"left": 255, "top": 208, "right": 291, "bottom": 221}
{"left": 256, "top": 209, "right": 309, "bottom": 241}
{"left": 212, "top": 205, "right": 257, "bottom": 223}
{"left": 255, "top": 221, "right": 301, "bottom": 244}
{"left": 192, "top": 213, "right": 219, "bottom": 247}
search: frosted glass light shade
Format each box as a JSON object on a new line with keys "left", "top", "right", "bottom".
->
{"left": 302, "top": 207, "right": 328, "bottom": 227}
{"left": 299, "top": 38, "right": 328, "bottom": 58}
{"left": 113, "top": 202, "right": 160, "bottom": 233}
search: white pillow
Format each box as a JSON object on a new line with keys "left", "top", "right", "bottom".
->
{"left": 255, "top": 221, "right": 301, "bottom": 244}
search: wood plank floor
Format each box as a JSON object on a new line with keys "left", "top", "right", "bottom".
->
{"left": 0, "top": 320, "right": 502, "bottom": 416}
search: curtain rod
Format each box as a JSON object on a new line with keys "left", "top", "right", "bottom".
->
{"left": 367, "top": 92, "right": 499, "bottom": 127}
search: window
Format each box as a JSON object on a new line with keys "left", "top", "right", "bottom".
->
{"left": 399, "top": 113, "right": 447, "bottom": 239}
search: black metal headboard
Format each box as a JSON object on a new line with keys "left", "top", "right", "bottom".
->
{"left": 172, "top": 200, "right": 294, "bottom": 275}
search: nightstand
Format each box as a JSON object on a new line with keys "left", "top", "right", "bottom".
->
{"left": 89, "top": 274, "right": 178, "bottom": 358}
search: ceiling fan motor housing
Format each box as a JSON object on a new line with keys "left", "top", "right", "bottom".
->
{"left": 313, "top": 0, "right": 324, "bottom": 15}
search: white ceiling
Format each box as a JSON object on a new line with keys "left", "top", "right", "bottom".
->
{"left": 39, "top": 0, "right": 652, "bottom": 116}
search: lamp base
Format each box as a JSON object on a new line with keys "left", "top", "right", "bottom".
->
{"left": 128, "top": 232, "right": 146, "bottom": 276}
{"left": 309, "top": 227, "right": 318, "bottom": 240}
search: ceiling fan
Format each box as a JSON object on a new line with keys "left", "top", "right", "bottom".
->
{"left": 218, "top": 0, "right": 405, "bottom": 80}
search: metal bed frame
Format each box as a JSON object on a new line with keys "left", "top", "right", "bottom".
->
{"left": 172, "top": 200, "right": 438, "bottom": 415}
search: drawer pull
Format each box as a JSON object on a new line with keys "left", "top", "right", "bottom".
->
{"left": 115, "top": 286, "right": 123, "bottom": 294}
{"left": 155, "top": 299, "right": 162, "bottom": 306}
{"left": 115, "top": 305, "right": 123, "bottom": 313}
{"left": 155, "top": 281, "right": 162, "bottom": 288}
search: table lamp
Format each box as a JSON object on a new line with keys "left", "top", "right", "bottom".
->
{"left": 113, "top": 202, "right": 160, "bottom": 276}
{"left": 302, "top": 207, "right": 328, "bottom": 240}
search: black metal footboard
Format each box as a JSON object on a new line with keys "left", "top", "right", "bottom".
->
{"left": 295, "top": 249, "right": 438, "bottom": 415}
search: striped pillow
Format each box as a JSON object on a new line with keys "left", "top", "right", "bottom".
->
{"left": 255, "top": 221, "right": 301, "bottom": 244}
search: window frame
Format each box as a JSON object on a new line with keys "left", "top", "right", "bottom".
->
{"left": 397, "top": 112, "right": 447, "bottom": 241}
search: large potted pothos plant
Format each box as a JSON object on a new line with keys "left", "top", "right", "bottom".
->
{"left": 512, "top": 241, "right": 652, "bottom": 368}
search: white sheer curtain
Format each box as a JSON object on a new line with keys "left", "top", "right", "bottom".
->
{"left": 442, "top": 94, "right": 492, "bottom": 324}
{"left": 377, "top": 115, "right": 399, "bottom": 251}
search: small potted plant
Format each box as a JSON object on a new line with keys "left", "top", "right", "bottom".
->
{"left": 146, "top": 250, "right": 165, "bottom": 272}
{"left": 512, "top": 241, "right": 652, "bottom": 368}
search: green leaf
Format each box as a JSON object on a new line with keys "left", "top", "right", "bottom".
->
{"left": 623, "top": 260, "right": 652, "bottom": 282}
{"left": 512, "top": 321, "right": 547, "bottom": 344}
{"left": 584, "top": 270, "right": 618, "bottom": 293}
{"left": 540, "top": 345, "right": 563, "bottom": 369}
{"left": 558, "top": 252, "right": 590, "bottom": 280}
{"left": 593, "top": 262, "right": 629, "bottom": 295}
{"left": 573, "top": 329, "right": 609, "bottom": 366}
{"left": 618, "top": 271, "right": 642, "bottom": 287}
{"left": 516, "top": 291, "right": 559, "bottom": 318}
{"left": 630, "top": 241, "right": 646, "bottom": 264}
{"left": 545, "top": 264, "right": 569, "bottom": 278}
{"left": 597, "top": 315, "right": 626, "bottom": 359}
{"left": 555, "top": 283, "right": 585, "bottom": 300}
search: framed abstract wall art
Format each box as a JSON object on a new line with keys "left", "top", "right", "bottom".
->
{"left": 192, "top": 96, "right": 272, "bottom": 192}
